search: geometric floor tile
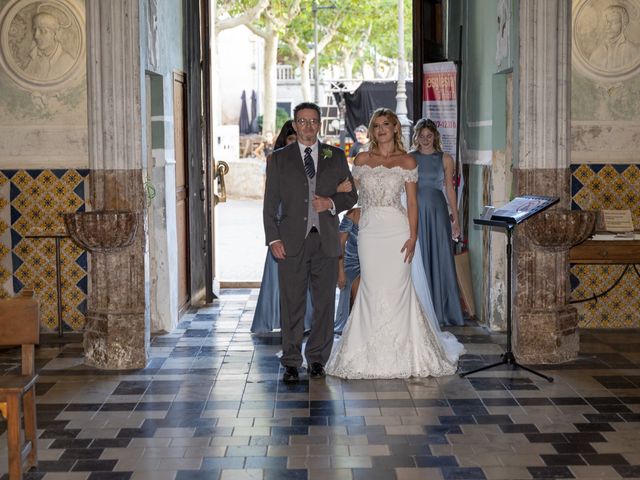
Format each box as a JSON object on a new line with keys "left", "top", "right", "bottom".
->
{"left": 1, "top": 288, "right": 639, "bottom": 480}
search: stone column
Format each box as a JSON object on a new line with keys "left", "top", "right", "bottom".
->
{"left": 83, "top": 1, "right": 149, "bottom": 369}
{"left": 514, "top": 0, "right": 577, "bottom": 363}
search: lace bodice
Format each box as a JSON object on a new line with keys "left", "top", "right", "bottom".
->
{"left": 352, "top": 165, "right": 418, "bottom": 212}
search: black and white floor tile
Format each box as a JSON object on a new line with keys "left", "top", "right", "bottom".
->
{"left": 1, "top": 288, "right": 640, "bottom": 479}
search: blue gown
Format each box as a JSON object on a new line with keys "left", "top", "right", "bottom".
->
{"left": 411, "top": 151, "right": 464, "bottom": 326}
{"left": 251, "top": 251, "right": 313, "bottom": 333}
{"left": 334, "top": 215, "right": 360, "bottom": 333}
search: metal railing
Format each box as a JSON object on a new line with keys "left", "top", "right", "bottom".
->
{"left": 277, "top": 65, "right": 295, "bottom": 81}
{"left": 276, "top": 64, "right": 318, "bottom": 82}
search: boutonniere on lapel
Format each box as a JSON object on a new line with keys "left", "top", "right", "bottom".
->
{"left": 322, "top": 147, "right": 333, "bottom": 159}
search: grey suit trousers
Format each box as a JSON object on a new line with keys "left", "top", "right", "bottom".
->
{"left": 278, "top": 230, "right": 337, "bottom": 368}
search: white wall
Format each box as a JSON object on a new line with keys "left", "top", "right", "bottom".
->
{"left": 216, "top": 25, "right": 263, "bottom": 125}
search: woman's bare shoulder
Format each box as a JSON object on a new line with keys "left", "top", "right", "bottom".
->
{"left": 353, "top": 151, "right": 371, "bottom": 166}
{"left": 399, "top": 153, "right": 417, "bottom": 169}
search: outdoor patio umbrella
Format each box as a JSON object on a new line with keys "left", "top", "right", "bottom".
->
{"left": 250, "top": 89, "right": 259, "bottom": 133}
{"left": 239, "top": 90, "right": 250, "bottom": 134}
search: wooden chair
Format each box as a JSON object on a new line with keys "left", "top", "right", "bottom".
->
{"left": 239, "top": 136, "right": 253, "bottom": 158}
{"left": 0, "top": 290, "right": 40, "bottom": 480}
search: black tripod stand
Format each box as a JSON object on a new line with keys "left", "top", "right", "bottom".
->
{"left": 459, "top": 220, "right": 553, "bottom": 383}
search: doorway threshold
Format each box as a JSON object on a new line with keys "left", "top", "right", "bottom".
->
{"left": 220, "top": 281, "right": 261, "bottom": 289}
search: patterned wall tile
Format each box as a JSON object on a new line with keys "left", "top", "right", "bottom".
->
{"left": 570, "top": 264, "right": 639, "bottom": 328}
{"left": 2, "top": 169, "right": 89, "bottom": 333}
{"left": 0, "top": 171, "right": 11, "bottom": 298}
{"left": 572, "top": 164, "right": 640, "bottom": 228}
{"left": 570, "top": 164, "right": 640, "bottom": 328}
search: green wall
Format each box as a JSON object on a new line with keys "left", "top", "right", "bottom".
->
{"left": 149, "top": 0, "right": 185, "bottom": 74}
{"left": 466, "top": 163, "right": 487, "bottom": 318}
{"left": 455, "top": 0, "right": 517, "bottom": 324}
{"left": 141, "top": 0, "right": 186, "bottom": 157}
{"left": 461, "top": 0, "right": 499, "bottom": 152}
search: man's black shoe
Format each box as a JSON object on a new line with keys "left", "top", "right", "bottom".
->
{"left": 283, "top": 366, "right": 299, "bottom": 383}
{"left": 309, "top": 362, "right": 325, "bottom": 379}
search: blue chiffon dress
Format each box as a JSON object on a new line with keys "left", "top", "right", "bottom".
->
{"left": 334, "top": 214, "right": 360, "bottom": 334}
{"left": 251, "top": 251, "right": 312, "bottom": 333}
{"left": 411, "top": 151, "right": 464, "bottom": 326}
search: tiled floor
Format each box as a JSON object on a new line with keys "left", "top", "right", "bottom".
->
{"left": 2, "top": 288, "right": 640, "bottom": 480}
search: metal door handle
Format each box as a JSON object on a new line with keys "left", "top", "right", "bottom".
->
{"left": 214, "top": 161, "right": 229, "bottom": 205}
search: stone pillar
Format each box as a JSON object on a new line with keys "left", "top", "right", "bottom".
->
{"left": 83, "top": 1, "right": 149, "bottom": 369}
{"left": 514, "top": 0, "right": 577, "bottom": 363}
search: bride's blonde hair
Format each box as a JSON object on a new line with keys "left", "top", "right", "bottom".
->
{"left": 367, "top": 108, "right": 406, "bottom": 155}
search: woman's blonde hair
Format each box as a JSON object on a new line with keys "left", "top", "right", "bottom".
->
{"left": 412, "top": 118, "right": 442, "bottom": 152}
{"left": 367, "top": 108, "right": 406, "bottom": 154}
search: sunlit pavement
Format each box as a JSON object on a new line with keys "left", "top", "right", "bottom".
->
{"left": 216, "top": 198, "right": 267, "bottom": 283}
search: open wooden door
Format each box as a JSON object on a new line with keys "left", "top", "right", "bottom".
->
{"left": 201, "top": 0, "right": 219, "bottom": 301}
{"left": 173, "top": 71, "right": 191, "bottom": 314}
{"left": 185, "top": 0, "right": 219, "bottom": 304}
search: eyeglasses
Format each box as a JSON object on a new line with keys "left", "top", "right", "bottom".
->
{"left": 295, "top": 118, "right": 319, "bottom": 127}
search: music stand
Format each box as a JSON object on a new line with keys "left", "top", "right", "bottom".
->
{"left": 459, "top": 195, "right": 559, "bottom": 383}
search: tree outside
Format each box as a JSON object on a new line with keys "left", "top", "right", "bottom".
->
{"left": 214, "top": 0, "right": 413, "bottom": 282}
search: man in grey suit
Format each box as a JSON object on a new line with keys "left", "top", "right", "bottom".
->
{"left": 264, "top": 102, "right": 358, "bottom": 383}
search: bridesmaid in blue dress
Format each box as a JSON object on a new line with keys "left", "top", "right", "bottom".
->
{"left": 252, "top": 121, "right": 353, "bottom": 334}
{"left": 334, "top": 207, "right": 360, "bottom": 333}
{"left": 410, "top": 119, "right": 464, "bottom": 326}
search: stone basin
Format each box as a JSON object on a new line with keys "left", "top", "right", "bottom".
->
{"left": 525, "top": 209, "right": 596, "bottom": 251}
{"left": 63, "top": 210, "right": 138, "bottom": 252}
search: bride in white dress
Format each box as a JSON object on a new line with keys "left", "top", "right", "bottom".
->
{"left": 326, "top": 109, "right": 465, "bottom": 379}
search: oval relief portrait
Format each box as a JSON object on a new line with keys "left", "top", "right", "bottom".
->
{"left": 0, "top": 0, "right": 85, "bottom": 91}
{"left": 573, "top": 0, "right": 640, "bottom": 81}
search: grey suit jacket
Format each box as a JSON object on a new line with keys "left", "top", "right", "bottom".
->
{"left": 263, "top": 141, "right": 358, "bottom": 258}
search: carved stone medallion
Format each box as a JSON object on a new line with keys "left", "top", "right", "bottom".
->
{"left": 0, "top": 0, "right": 85, "bottom": 91}
{"left": 573, "top": 0, "right": 640, "bottom": 81}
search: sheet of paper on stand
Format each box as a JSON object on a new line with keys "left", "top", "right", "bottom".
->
{"left": 601, "top": 209, "right": 635, "bottom": 233}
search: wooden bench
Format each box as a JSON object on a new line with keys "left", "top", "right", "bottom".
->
{"left": 0, "top": 289, "right": 40, "bottom": 480}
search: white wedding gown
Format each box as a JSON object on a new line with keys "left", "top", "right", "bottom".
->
{"left": 326, "top": 165, "right": 465, "bottom": 379}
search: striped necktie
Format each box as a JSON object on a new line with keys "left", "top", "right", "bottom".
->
{"left": 304, "top": 147, "right": 315, "bottom": 179}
